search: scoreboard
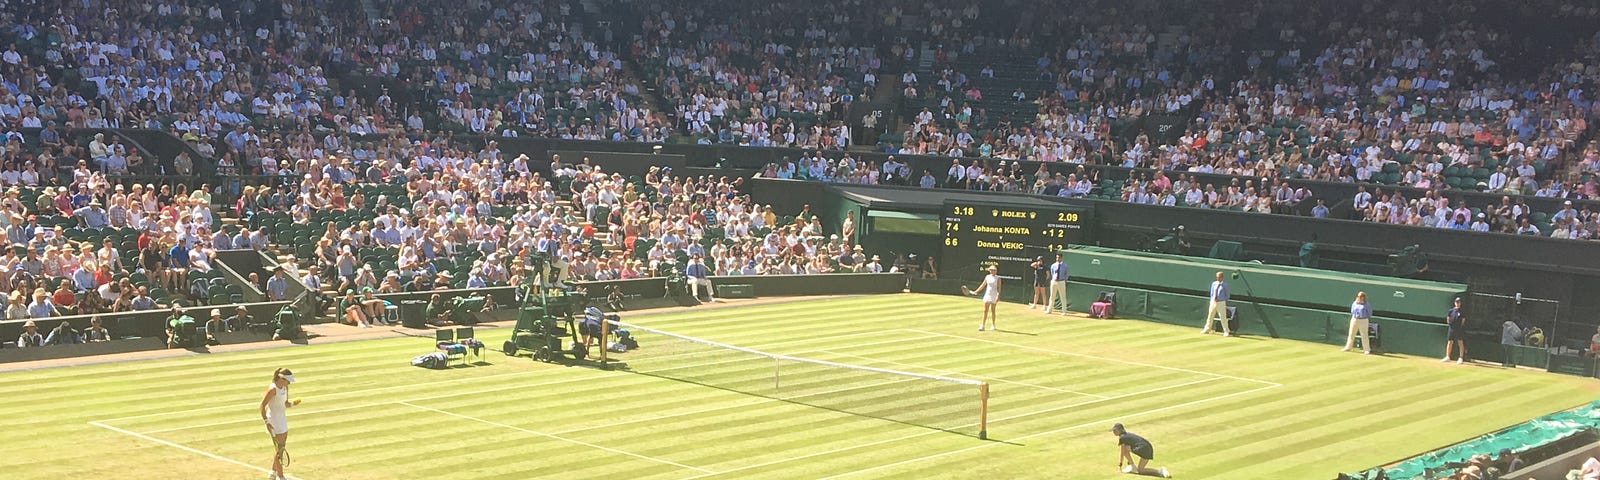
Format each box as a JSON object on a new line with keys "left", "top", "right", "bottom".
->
{"left": 941, "top": 202, "right": 1094, "bottom": 281}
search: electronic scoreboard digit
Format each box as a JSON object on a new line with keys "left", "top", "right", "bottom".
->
{"left": 941, "top": 202, "right": 1093, "bottom": 281}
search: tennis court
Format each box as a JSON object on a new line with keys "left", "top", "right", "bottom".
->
{"left": 6, "top": 294, "right": 1599, "bottom": 479}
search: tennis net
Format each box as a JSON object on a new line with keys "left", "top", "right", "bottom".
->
{"left": 601, "top": 319, "right": 989, "bottom": 438}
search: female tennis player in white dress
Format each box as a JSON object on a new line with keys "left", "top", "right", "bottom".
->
{"left": 259, "top": 368, "right": 297, "bottom": 480}
{"left": 969, "top": 265, "right": 1001, "bottom": 331}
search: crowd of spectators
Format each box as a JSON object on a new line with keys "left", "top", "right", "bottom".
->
{"left": 626, "top": 0, "right": 893, "bottom": 148}
{"left": 896, "top": 0, "right": 1235, "bottom": 163}
{"left": 1, "top": 0, "right": 665, "bottom": 180}
{"left": 1, "top": 0, "right": 1600, "bottom": 327}
{"left": 860, "top": 0, "right": 1600, "bottom": 240}
{"left": 0, "top": 168, "right": 245, "bottom": 335}
{"left": 245, "top": 129, "right": 869, "bottom": 325}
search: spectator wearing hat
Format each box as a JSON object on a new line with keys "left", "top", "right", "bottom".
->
{"left": 5, "top": 291, "right": 27, "bottom": 319}
{"left": 353, "top": 265, "right": 379, "bottom": 291}
{"left": 45, "top": 320, "right": 80, "bottom": 345}
{"left": 226, "top": 306, "right": 253, "bottom": 333}
{"left": 17, "top": 319, "right": 43, "bottom": 347}
{"left": 72, "top": 196, "right": 109, "bottom": 229}
{"left": 205, "top": 309, "right": 228, "bottom": 343}
{"left": 28, "top": 289, "right": 58, "bottom": 319}
{"left": 359, "top": 288, "right": 389, "bottom": 325}
{"left": 376, "top": 271, "right": 403, "bottom": 294}
{"left": 338, "top": 290, "right": 372, "bottom": 328}
{"left": 865, "top": 255, "right": 884, "bottom": 273}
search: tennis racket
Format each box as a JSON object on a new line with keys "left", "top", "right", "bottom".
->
{"left": 960, "top": 285, "right": 971, "bottom": 296}
{"left": 266, "top": 424, "right": 291, "bottom": 467}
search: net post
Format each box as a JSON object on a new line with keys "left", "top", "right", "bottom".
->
{"left": 978, "top": 382, "right": 990, "bottom": 440}
{"left": 599, "top": 318, "right": 610, "bottom": 369}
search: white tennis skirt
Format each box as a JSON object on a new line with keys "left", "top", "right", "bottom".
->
{"left": 268, "top": 417, "right": 289, "bottom": 435}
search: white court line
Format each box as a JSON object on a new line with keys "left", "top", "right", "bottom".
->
{"left": 135, "top": 374, "right": 607, "bottom": 435}
{"left": 679, "top": 376, "right": 1228, "bottom": 479}
{"left": 816, "top": 383, "right": 1283, "bottom": 480}
{"left": 908, "top": 329, "right": 1283, "bottom": 387}
{"left": 96, "top": 369, "right": 555, "bottom": 424}
{"left": 89, "top": 420, "right": 303, "bottom": 480}
{"left": 98, "top": 329, "right": 917, "bottom": 425}
{"left": 813, "top": 349, "right": 1110, "bottom": 399}
{"left": 127, "top": 334, "right": 942, "bottom": 435}
{"left": 398, "top": 401, "right": 717, "bottom": 474}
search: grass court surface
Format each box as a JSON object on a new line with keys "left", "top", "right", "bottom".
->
{"left": 4, "top": 294, "right": 1598, "bottom": 479}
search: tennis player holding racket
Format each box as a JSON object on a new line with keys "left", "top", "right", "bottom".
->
{"left": 965, "top": 265, "right": 1001, "bottom": 331}
{"left": 259, "top": 368, "right": 300, "bottom": 480}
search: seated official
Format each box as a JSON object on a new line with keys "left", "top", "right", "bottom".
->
{"left": 424, "top": 293, "right": 453, "bottom": 327}
{"left": 16, "top": 320, "right": 44, "bottom": 347}
{"left": 606, "top": 285, "right": 625, "bottom": 311}
{"left": 225, "top": 306, "right": 253, "bottom": 332}
{"left": 45, "top": 320, "right": 81, "bottom": 345}
{"left": 359, "top": 288, "right": 389, "bottom": 325}
{"left": 684, "top": 254, "right": 713, "bottom": 302}
{"left": 338, "top": 290, "right": 373, "bottom": 328}
{"left": 83, "top": 317, "right": 112, "bottom": 343}
{"left": 205, "top": 309, "right": 228, "bottom": 344}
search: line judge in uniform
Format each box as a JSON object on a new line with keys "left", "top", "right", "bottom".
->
{"left": 1342, "top": 292, "right": 1373, "bottom": 355}
{"left": 1200, "top": 271, "right": 1231, "bottom": 336}
{"left": 1029, "top": 256, "right": 1048, "bottom": 310}
{"left": 1443, "top": 297, "right": 1467, "bottom": 364}
{"left": 1043, "top": 253, "right": 1070, "bottom": 315}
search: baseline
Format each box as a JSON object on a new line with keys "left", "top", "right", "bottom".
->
{"left": 88, "top": 420, "right": 303, "bottom": 480}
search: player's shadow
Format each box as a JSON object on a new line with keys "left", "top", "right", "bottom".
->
{"left": 994, "top": 329, "right": 1036, "bottom": 336}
